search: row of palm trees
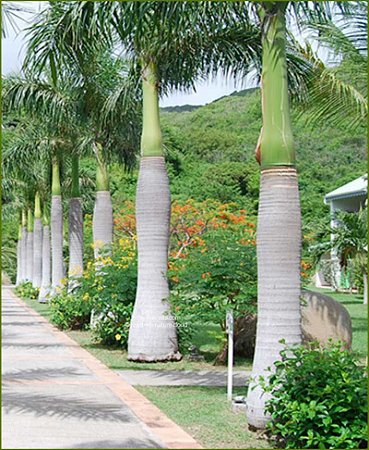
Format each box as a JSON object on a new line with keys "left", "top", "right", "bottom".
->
{"left": 3, "top": 1, "right": 365, "bottom": 429}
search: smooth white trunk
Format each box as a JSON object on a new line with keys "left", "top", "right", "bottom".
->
{"left": 128, "top": 157, "right": 180, "bottom": 362}
{"left": 68, "top": 198, "right": 84, "bottom": 277}
{"left": 92, "top": 191, "right": 113, "bottom": 258}
{"left": 246, "top": 167, "right": 302, "bottom": 429}
{"left": 25, "top": 232, "right": 34, "bottom": 283}
{"left": 39, "top": 225, "right": 51, "bottom": 303}
{"left": 51, "top": 195, "right": 64, "bottom": 291}
{"left": 32, "top": 218, "right": 43, "bottom": 288}
{"left": 20, "top": 227, "right": 27, "bottom": 283}
{"left": 16, "top": 240, "right": 21, "bottom": 286}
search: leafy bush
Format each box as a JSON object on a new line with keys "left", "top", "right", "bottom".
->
{"left": 50, "top": 285, "right": 93, "bottom": 330}
{"left": 167, "top": 202, "right": 257, "bottom": 353}
{"left": 90, "top": 242, "right": 136, "bottom": 347}
{"left": 14, "top": 281, "right": 39, "bottom": 300}
{"left": 49, "top": 239, "right": 136, "bottom": 349}
{"left": 260, "top": 341, "right": 368, "bottom": 449}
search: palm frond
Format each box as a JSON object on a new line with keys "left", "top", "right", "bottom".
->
{"left": 294, "top": 41, "right": 367, "bottom": 131}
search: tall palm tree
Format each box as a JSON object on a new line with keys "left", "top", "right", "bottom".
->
{"left": 4, "top": 74, "right": 84, "bottom": 292}
{"left": 245, "top": 1, "right": 355, "bottom": 429}
{"left": 39, "top": 207, "right": 51, "bottom": 302}
{"left": 60, "top": 1, "right": 263, "bottom": 362}
{"left": 32, "top": 191, "right": 43, "bottom": 288}
{"left": 68, "top": 154, "right": 83, "bottom": 279}
{"left": 23, "top": 5, "right": 140, "bottom": 262}
{"left": 15, "top": 220, "right": 22, "bottom": 286}
{"left": 50, "top": 154, "right": 64, "bottom": 292}
{"left": 19, "top": 209, "right": 27, "bottom": 284}
{"left": 25, "top": 205, "right": 34, "bottom": 283}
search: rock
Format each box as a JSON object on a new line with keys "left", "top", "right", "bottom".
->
{"left": 233, "top": 290, "right": 352, "bottom": 358}
{"left": 301, "top": 289, "right": 352, "bottom": 349}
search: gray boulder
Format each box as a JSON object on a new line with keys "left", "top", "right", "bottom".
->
{"left": 301, "top": 289, "right": 352, "bottom": 349}
{"left": 232, "top": 289, "right": 352, "bottom": 360}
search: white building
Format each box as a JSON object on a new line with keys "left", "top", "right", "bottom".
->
{"left": 315, "top": 174, "right": 367, "bottom": 289}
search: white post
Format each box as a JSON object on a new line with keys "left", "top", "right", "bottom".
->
{"left": 226, "top": 310, "right": 234, "bottom": 402}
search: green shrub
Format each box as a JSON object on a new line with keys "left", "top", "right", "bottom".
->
{"left": 49, "top": 240, "right": 136, "bottom": 350}
{"left": 50, "top": 286, "right": 93, "bottom": 330}
{"left": 14, "top": 281, "right": 39, "bottom": 300}
{"left": 90, "top": 246, "right": 136, "bottom": 347}
{"left": 169, "top": 218, "right": 257, "bottom": 354}
{"left": 260, "top": 341, "right": 368, "bottom": 449}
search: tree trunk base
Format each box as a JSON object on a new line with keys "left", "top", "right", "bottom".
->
{"left": 127, "top": 351, "right": 182, "bottom": 363}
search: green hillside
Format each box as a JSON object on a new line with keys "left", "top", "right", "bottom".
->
{"left": 2, "top": 88, "right": 366, "bottom": 281}
{"left": 159, "top": 88, "right": 366, "bottom": 232}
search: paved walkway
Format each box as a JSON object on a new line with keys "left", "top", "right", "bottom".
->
{"left": 2, "top": 287, "right": 201, "bottom": 449}
{"left": 116, "top": 370, "right": 250, "bottom": 387}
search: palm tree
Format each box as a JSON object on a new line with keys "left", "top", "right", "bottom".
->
{"left": 1, "top": 1, "right": 32, "bottom": 38}
{"left": 296, "top": 1, "right": 367, "bottom": 131}
{"left": 23, "top": 5, "right": 140, "bottom": 263}
{"left": 32, "top": 191, "right": 43, "bottom": 288}
{"left": 4, "top": 74, "right": 84, "bottom": 292}
{"left": 59, "top": 1, "right": 264, "bottom": 362}
{"left": 39, "top": 208, "right": 51, "bottom": 302}
{"left": 68, "top": 154, "right": 83, "bottom": 280}
{"left": 245, "top": 1, "right": 355, "bottom": 429}
{"left": 25, "top": 205, "right": 34, "bottom": 283}
{"left": 15, "top": 220, "right": 22, "bottom": 285}
{"left": 49, "top": 154, "right": 64, "bottom": 292}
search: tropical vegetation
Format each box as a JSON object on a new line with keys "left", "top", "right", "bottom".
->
{"left": 2, "top": 0, "right": 367, "bottom": 446}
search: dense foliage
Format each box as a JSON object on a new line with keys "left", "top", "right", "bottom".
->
{"left": 259, "top": 341, "right": 368, "bottom": 449}
{"left": 14, "top": 282, "right": 39, "bottom": 300}
{"left": 50, "top": 240, "right": 137, "bottom": 348}
{"left": 2, "top": 88, "right": 366, "bottom": 281}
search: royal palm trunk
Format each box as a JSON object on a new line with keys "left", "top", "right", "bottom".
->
{"left": 68, "top": 156, "right": 83, "bottom": 278}
{"left": 128, "top": 61, "right": 180, "bottom": 362}
{"left": 92, "top": 144, "right": 113, "bottom": 258}
{"left": 68, "top": 198, "right": 84, "bottom": 276}
{"left": 32, "top": 192, "right": 43, "bottom": 288}
{"left": 20, "top": 210, "right": 27, "bottom": 283}
{"left": 39, "top": 222, "right": 51, "bottom": 303}
{"left": 51, "top": 159, "right": 64, "bottom": 292}
{"left": 25, "top": 208, "right": 34, "bottom": 283}
{"left": 246, "top": 3, "right": 302, "bottom": 429}
{"left": 16, "top": 225, "right": 22, "bottom": 286}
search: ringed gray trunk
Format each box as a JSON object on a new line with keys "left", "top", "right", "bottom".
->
{"left": 20, "top": 227, "right": 27, "bottom": 283}
{"left": 93, "top": 191, "right": 113, "bottom": 258}
{"left": 246, "top": 167, "right": 302, "bottom": 429}
{"left": 16, "top": 239, "right": 21, "bottom": 286}
{"left": 32, "top": 218, "right": 43, "bottom": 288}
{"left": 39, "top": 225, "right": 51, "bottom": 303}
{"left": 51, "top": 195, "right": 64, "bottom": 291}
{"left": 68, "top": 198, "right": 84, "bottom": 277}
{"left": 128, "top": 157, "right": 181, "bottom": 362}
{"left": 25, "top": 231, "right": 34, "bottom": 283}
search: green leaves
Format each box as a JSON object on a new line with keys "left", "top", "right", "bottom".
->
{"left": 259, "top": 341, "right": 368, "bottom": 449}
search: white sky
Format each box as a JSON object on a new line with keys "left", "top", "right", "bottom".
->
{"left": 2, "top": 1, "right": 332, "bottom": 107}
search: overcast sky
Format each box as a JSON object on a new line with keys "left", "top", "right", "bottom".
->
{"left": 2, "top": 1, "right": 331, "bottom": 107}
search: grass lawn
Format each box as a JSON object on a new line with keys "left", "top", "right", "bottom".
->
{"left": 19, "top": 288, "right": 366, "bottom": 449}
{"left": 136, "top": 385, "right": 270, "bottom": 449}
{"left": 308, "top": 286, "right": 367, "bottom": 360}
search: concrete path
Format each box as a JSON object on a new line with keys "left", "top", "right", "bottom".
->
{"left": 2, "top": 287, "right": 201, "bottom": 449}
{"left": 116, "top": 370, "right": 250, "bottom": 387}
